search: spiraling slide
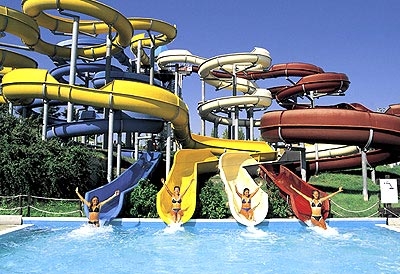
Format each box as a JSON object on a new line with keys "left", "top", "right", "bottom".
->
{"left": 255, "top": 64, "right": 400, "bottom": 224}
{"left": 1, "top": 69, "right": 276, "bottom": 221}
{"left": 157, "top": 48, "right": 276, "bottom": 225}
{"left": 1, "top": 1, "right": 277, "bottom": 226}
{"left": 219, "top": 152, "right": 269, "bottom": 226}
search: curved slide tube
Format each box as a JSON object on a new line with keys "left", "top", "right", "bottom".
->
{"left": 157, "top": 48, "right": 271, "bottom": 94}
{"left": 1, "top": 69, "right": 276, "bottom": 156}
{"left": 0, "top": 48, "right": 38, "bottom": 75}
{"left": 219, "top": 152, "right": 269, "bottom": 226}
{"left": 85, "top": 151, "right": 162, "bottom": 224}
{"left": 197, "top": 88, "right": 272, "bottom": 127}
{"left": 156, "top": 149, "right": 219, "bottom": 225}
{"left": 1, "top": 69, "right": 277, "bottom": 226}
{"left": 260, "top": 104, "right": 400, "bottom": 151}
{"left": 21, "top": 0, "right": 132, "bottom": 60}
{"left": 46, "top": 114, "right": 164, "bottom": 138}
{"left": 129, "top": 18, "right": 177, "bottom": 66}
{"left": 258, "top": 164, "right": 330, "bottom": 223}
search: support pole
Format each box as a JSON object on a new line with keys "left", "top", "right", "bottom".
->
{"left": 105, "top": 27, "right": 113, "bottom": 182}
{"left": 361, "top": 150, "right": 369, "bottom": 201}
{"left": 42, "top": 99, "right": 49, "bottom": 140}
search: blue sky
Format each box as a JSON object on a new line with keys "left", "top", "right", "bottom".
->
{"left": 2, "top": 0, "right": 399, "bottom": 137}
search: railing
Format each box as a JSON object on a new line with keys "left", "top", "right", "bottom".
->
{"left": 330, "top": 200, "right": 381, "bottom": 218}
{"left": 0, "top": 194, "right": 83, "bottom": 217}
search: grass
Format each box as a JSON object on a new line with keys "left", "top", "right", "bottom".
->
{"left": 308, "top": 165, "right": 400, "bottom": 218}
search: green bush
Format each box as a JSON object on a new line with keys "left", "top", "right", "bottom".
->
{"left": 129, "top": 179, "right": 158, "bottom": 218}
{"left": 0, "top": 105, "right": 106, "bottom": 198}
{"left": 198, "top": 179, "right": 231, "bottom": 219}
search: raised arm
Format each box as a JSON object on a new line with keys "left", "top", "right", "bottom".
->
{"left": 161, "top": 178, "right": 174, "bottom": 196}
{"left": 234, "top": 184, "right": 242, "bottom": 197}
{"left": 290, "top": 184, "right": 312, "bottom": 202}
{"left": 320, "top": 187, "right": 343, "bottom": 202}
{"left": 98, "top": 190, "right": 120, "bottom": 207}
{"left": 75, "top": 187, "right": 90, "bottom": 207}
{"left": 249, "top": 186, "right": 260, "bottom": 198}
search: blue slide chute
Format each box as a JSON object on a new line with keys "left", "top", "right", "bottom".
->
{"left": 83, "top": 151, "right": 162, "bottom": 223}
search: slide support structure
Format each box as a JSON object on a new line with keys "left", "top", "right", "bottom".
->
{"left": 58, "top": 10, "right": 79, "bottom": 123}
{"left": 361, "top": 150, "right": 369, "bottom": 201}
{"left": 41, "top": 99, "right": 49, "bottom": 141}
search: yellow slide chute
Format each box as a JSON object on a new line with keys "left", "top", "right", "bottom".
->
{"left": 1, "top": 0, "right": 276, "bottom": 226}
{"left": 1, "top": 68, "right": 276, "bottom": 225}
{"left": 157, "top": 149, "right": 219, "bottom": 225}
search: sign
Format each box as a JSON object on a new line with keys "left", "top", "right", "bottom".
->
{"left": 379, "top": 179, "right": 399, "bottom": 203}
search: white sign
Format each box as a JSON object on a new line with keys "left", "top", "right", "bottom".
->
{"left": 380, "top": 179, "right": 399, "bottom": 203}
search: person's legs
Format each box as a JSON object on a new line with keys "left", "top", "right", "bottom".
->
{"left": 171, "top": 210, "right": 178, "bottom": 223}
{"left": 248, "top": 209, "right": 254, "bottom": 221}
{"left": 311, "top": 216, "right": 327, "bottom": 229}
{"left": 240, "top": 209, "right": 250, "bottom": 220}
{"left": 176, "top": 210, "right": 183, "bottom": 223}
{"left": 318, "top": 218, "right": 327, "bottom": 229}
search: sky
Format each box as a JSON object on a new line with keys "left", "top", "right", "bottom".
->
{"left": 1, "top": 0, "right": 399, "bottom": 137}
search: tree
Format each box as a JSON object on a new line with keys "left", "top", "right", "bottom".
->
{"left": 0, "top": 104, "right": 106, "bottom": 198}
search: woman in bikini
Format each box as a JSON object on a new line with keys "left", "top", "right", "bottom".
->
{"left": 290, "top": 184, "right": 343, "bottom": 229}
{"left": 235, "top": 184, "right": 260, "bottom": 221}
{"left": 161, "top": 178, "right": 192, "bottom": 223}
{"left": 75, "top": 187, "right": 120, "bottom": 227}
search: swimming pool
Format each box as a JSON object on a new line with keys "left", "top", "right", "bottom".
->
{"left": 1, "top": 217, "right": 399, "bottom": 274}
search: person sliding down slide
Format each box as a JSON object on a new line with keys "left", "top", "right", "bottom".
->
{"left": 161, "top": 178, "right": 193, "bottom": 224}
{"left": 75, "top": 187, "right": 120, "bottom": 227}
{"left": 290, "top": 184, "right": 343, "bottom": 229}
{"left": 235, "top": 182, "right": 261, "bottom": 221}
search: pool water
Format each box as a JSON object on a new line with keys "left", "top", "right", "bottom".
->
{"left": 0, "top": 218, "right": 399, "bottom": 274}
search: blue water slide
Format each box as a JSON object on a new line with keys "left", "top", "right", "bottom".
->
{"left": 49, "top": 63, "right": 123, "bottom": 84}
{"left": 92, "top": 70, "right": 163, "bottom": 88}
{"left": 46, "top": 111, "right": 164, "bottom": 138}
{"left": 84, "top": 151, "right": 162, "bottom": 223}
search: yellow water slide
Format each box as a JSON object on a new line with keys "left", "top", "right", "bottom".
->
{"left": 1, "top": 69, "right": 276, "bottom": 220}
{"left": 157, "top": 149, "right": 219, "bottom": 225}
{"left": 1, "top": 0, "right": 277, "bottom": 226}
{"left": 20, "top": 0, "right": 132, "bottom": 59}
{"left": 219, "top": 152, "right": 269, "bottom": 226}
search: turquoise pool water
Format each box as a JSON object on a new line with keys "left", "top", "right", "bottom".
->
{"left": 0, "top": 218, "right": 399, "bottom": 274}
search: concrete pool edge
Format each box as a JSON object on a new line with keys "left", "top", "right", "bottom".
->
{"left": 21, "top": 216, "right": 388, "bottom": 227}
{"left": 1, "top": 217, "right": 398, "bottom": 235}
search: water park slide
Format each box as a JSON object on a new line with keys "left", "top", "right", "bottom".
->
{"left": 1, "top": 68, "right": 275, "bottom": 154}
{"left": 157, "top": 48, "right": 271, "bottom": 94}
{"left": 156, "top": 149, "right": 219, "bottom": 225}
{"left": 260, "top": 104, "right": 400, "bottom": 149}
{"left": 46, "top": 112, "right": 164, "bottom": 138}
{"left": 1, "top": 69, "right": 277, "bottom": 219}
{"left": 0, "top": 49, "right": 38, "bottom": 75}
{"left": 84, "top": 151, "right": 161, "bottom": 224}
{"left": 197, "top": 88, "right": 272, "bottom": 127}
{"left": 258, "top": 164, "right": 330, "bottom": 223}
{"left": 219, "top": 152, "right": 269, "bottom": 226}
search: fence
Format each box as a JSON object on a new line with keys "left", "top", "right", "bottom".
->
{"left": 0, "top": 194, "right": 83, "bottom": 217}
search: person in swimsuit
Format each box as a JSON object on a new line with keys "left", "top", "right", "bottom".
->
{"left": 161, "top": 178, "right": 192, "bottom": 223}
{"left": 234, "top": 183, "right": 261, "bottom": 221}
{"left": 290, "top": 184, "right": 343, "bottom": 229}
{"left": 75, "top": 187, "right": 120, "bottom": 227}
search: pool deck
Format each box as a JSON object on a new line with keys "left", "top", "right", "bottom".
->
{"left": 0, "top": 224, "right": 32, "bottom": 235}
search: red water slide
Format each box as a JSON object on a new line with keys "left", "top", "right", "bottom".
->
{"left": 254, "top": 63, "right": 400, "bottom": 222}
{"left": 258, "top": 164, "right": 330, "bottom": 223}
